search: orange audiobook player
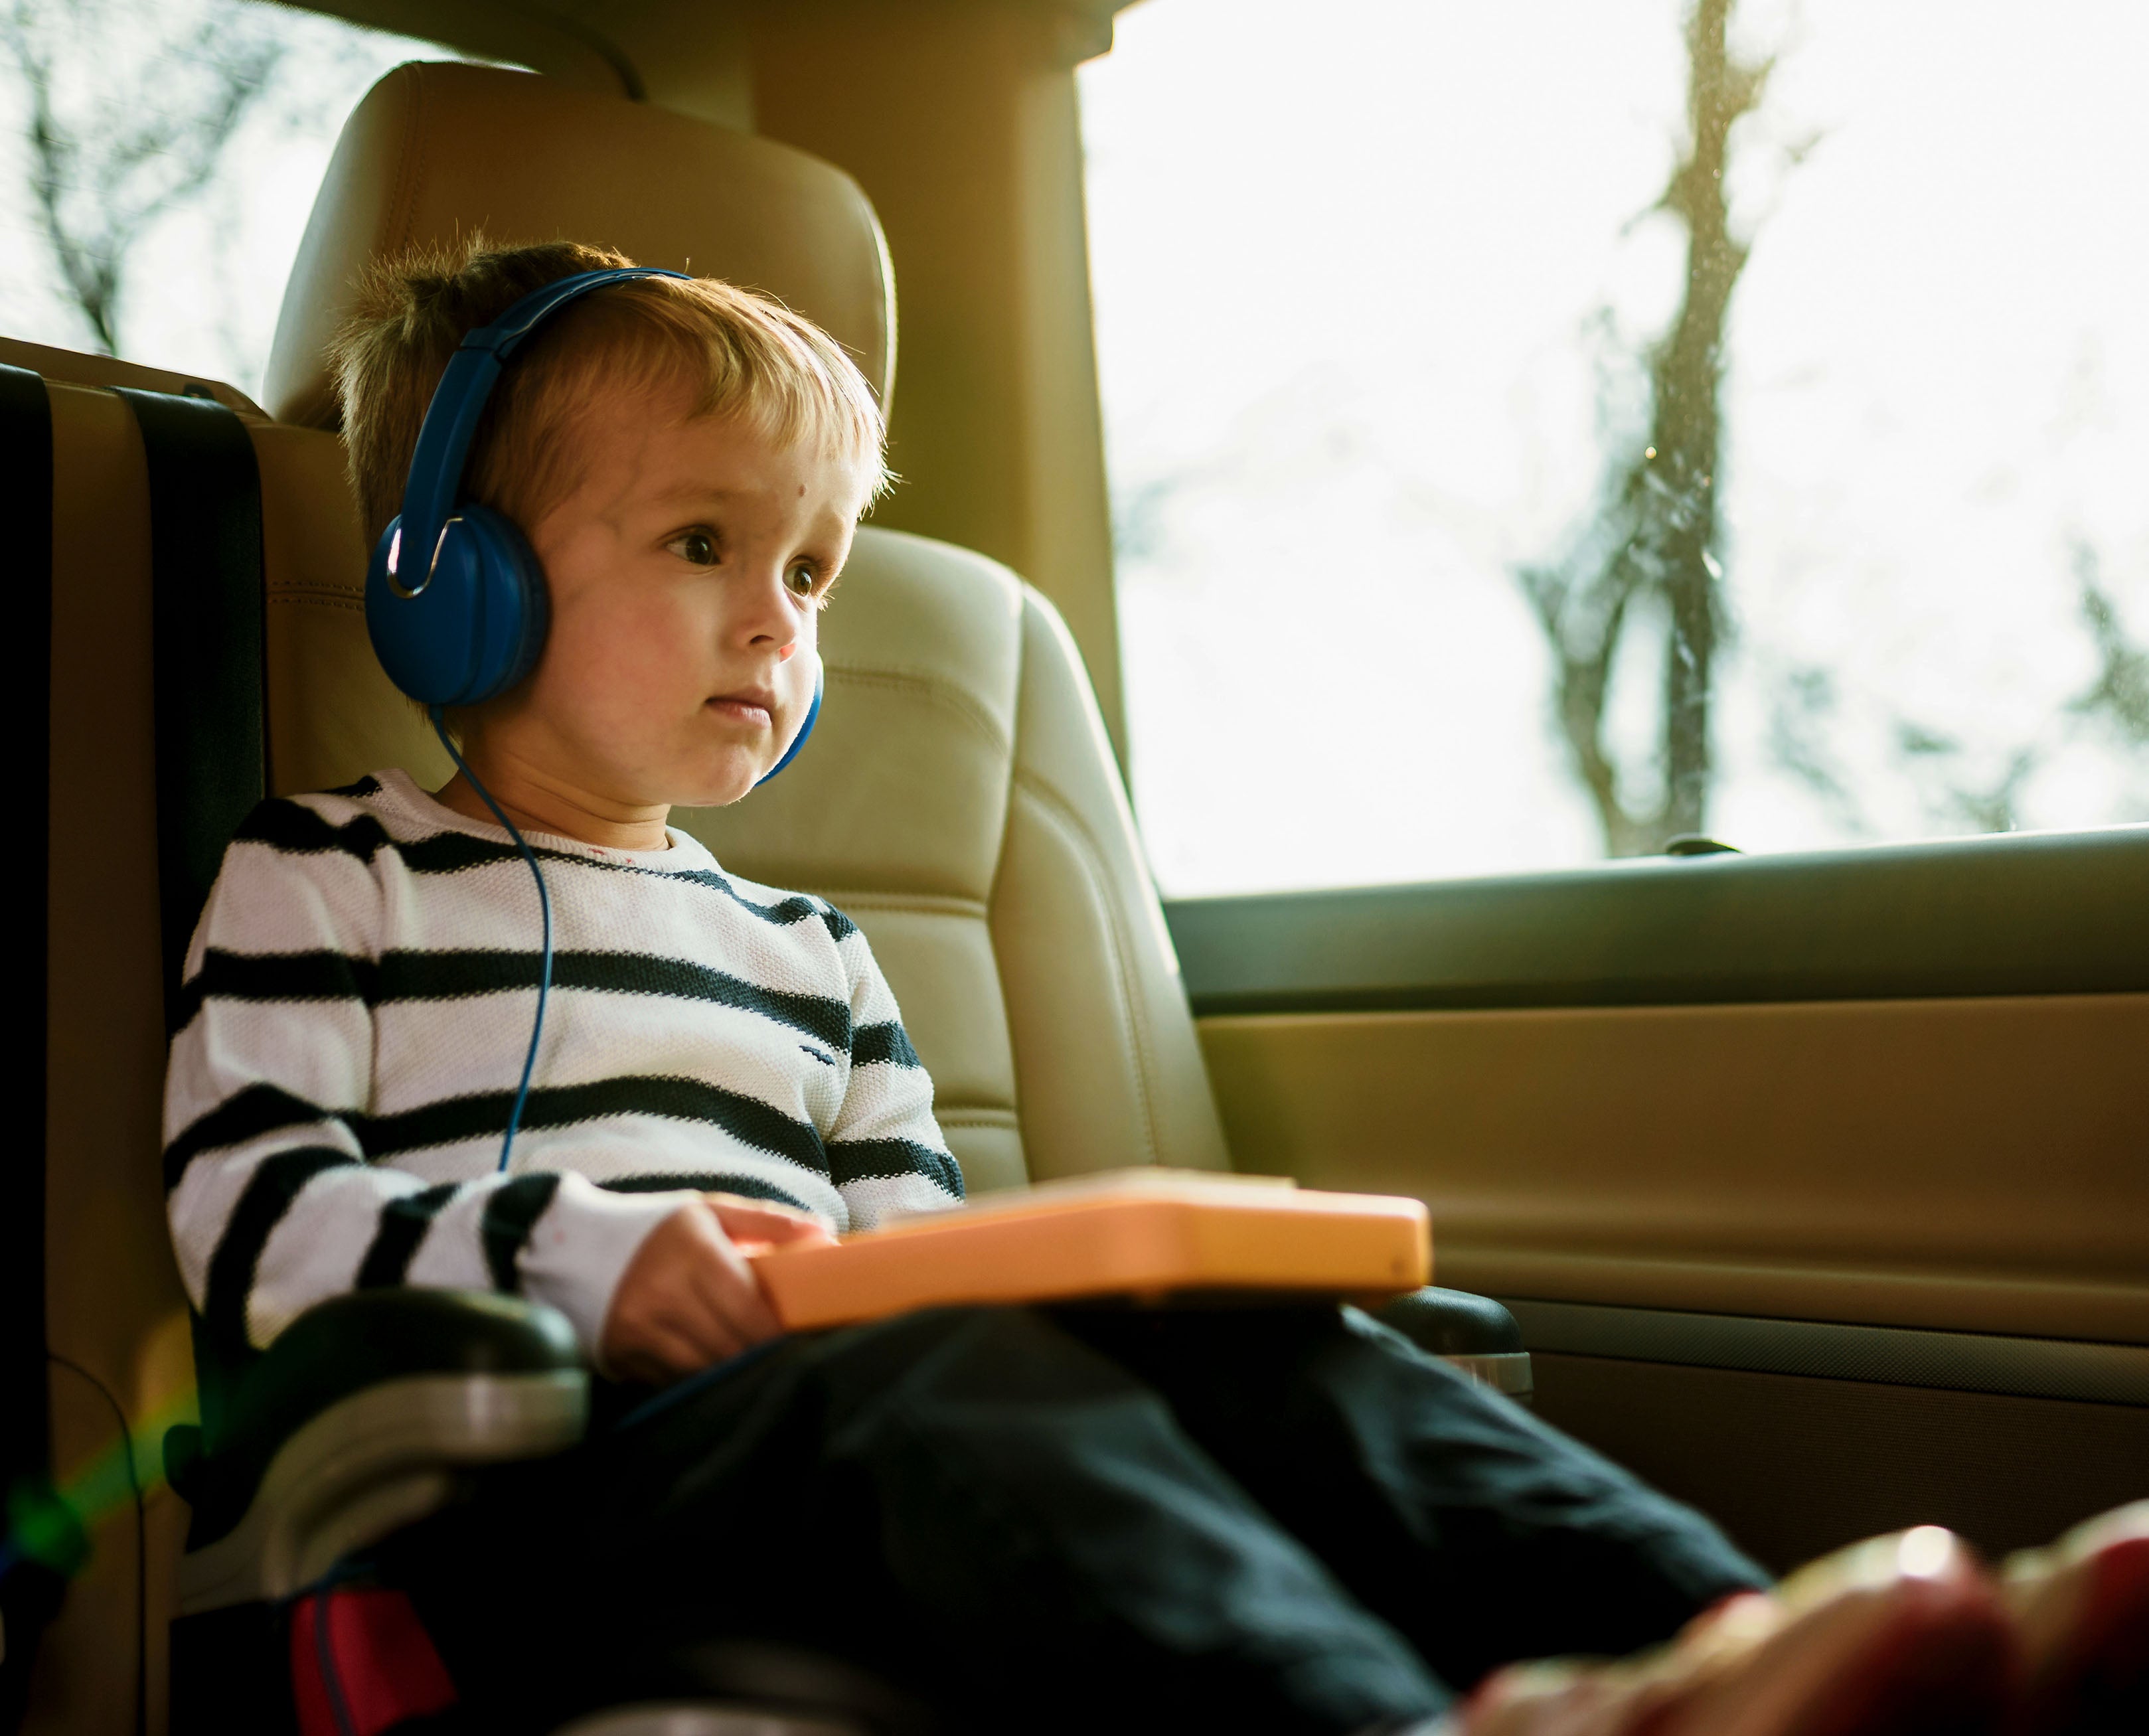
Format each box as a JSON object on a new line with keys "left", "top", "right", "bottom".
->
{"left": 748, "top": 1170, "right": 1433, "bottom": 1331}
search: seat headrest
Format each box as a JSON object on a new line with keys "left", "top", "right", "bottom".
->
{"left": 264, "top": 62, "right": 895, "bottom": 429}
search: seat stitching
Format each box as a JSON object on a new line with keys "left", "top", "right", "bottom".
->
{"left": 852, "top": 181, "right": 896, "bottom": 400}
{"left": 984, "top": 597, "right": 1030, "bottom": 912}
{"left": 392, "top": 65, "right": 428, "bottom": 260}
{"left": 982, "top": 603, "right": 1030, "bottom": 1179}
{"left": 267, "top": 593, "right": 362, "bottom": 613}
{"left": 825, "top": 664, "right": 1011, "bottom": 755}
{"left": 793, "top": 890, "right": 989, "bottom": 918}
{"left": 1008, "top": 771, "right": 1162, "bottom": 1170}
{"left": 934, "top": 1107, "right": 1020, "bottom": 1127}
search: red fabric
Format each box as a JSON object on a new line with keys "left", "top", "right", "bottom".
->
{"left": 290, "top": 1587, "right": 459, "bottom": 1736}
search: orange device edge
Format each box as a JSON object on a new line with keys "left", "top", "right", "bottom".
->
{"left": 749, "top": 1173, "right": 1433, "bottom": 1332}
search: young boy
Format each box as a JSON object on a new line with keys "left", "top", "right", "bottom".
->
{"left": 164, "top": 240, "right": 2142, "bottom": 1736}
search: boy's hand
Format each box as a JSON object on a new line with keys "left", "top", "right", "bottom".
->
{"left": 600, "top": 1194, "right": 835, "bottom": 1384}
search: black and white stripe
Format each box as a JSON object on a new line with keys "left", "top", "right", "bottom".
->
{"left": 164, "top": 769, "right": 961, "bottom": 1357}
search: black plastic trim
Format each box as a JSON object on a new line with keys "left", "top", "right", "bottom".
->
{"left": 175, "top": 1290, "right": 582, "bottom": 1549}
{"left": 116, "top": 387, "right": 266, "bottom": 1032}
{"left": 119, "top": 384, "right": 269, "bottom": 1458}
{"left": 1376, "top": 1287, "right": 1525, "bottom": 1358}
{"left": 1, "top": 360, "right": 55, "bottom": 1729}
{"left": 1164, "top": 825, "right": 2149, "bottom": 1015}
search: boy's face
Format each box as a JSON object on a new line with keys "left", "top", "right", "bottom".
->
{"left": 481, "top": 380, "right": 865, "bottom": 814}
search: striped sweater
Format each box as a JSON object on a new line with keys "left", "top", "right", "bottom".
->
{"left": 163, "top": 769, "right": 963, "bottom": 1360}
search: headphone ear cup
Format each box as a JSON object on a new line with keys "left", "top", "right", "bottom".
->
{"left": 454, "top": 503, "right": 551, "bottom": 702}
{"left": 368, "top": 503, "right": 550, "bottom": 706}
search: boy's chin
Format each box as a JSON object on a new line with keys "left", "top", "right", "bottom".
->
{"left": 671, "top": 757, "right": 778, "bottom": 810}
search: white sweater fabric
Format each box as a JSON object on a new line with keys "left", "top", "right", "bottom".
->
{"left": 163, "top": 769, "right": 962, "bottom": 1360}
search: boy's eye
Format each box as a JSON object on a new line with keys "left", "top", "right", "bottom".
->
{"left": 785, "top": 561, "right": 817, "bottom": 597}
{"left": 667, "top": 529, "right": 719, "bottom": 566}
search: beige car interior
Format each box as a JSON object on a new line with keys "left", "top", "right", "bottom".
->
{"left": 22, "top": 55, "right": 1230, "bottom": 1736}
{"left": 15, "top": 18, "right": 2146, "bottom": 1736}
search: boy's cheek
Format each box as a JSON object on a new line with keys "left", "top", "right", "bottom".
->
{"left": 553, "top": 593, "right": 717, "bottom": 702}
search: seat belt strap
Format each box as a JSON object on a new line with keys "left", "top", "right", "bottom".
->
{"left": 115, "top": 388, "right": 268, "bottom": 1448}
{"left": 0, "top": 361, "right": 54, "bottom": 1616}
{"left": 112, "top": 389, "right": 266, "bottom": 1030}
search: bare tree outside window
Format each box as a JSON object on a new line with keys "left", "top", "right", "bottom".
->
{"left": 1, "top": 0, "right": 289, "bottom": 355}
{"left": 0, "top": 0, "right": 428, "bottom": 387}
{"left": 1513, "top": 0, "right": 1785, "bottom": 856}
{"left": 1505, "top": 0, "right": 2149, "bottom": 860}
{"left": 1858, "top": 540, "right": 2149, "bottom": 836}
{"left": 2071, "top": 542, "right": 2149, "bottom": 749}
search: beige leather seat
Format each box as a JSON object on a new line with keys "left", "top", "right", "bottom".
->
{"left": 22, "top": 60, "right": 1227, "bottom": 1736}
{"left": 262, "top": 59, "right": 1232, "bottom": 1196}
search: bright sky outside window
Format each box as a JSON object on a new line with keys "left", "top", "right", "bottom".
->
{"left": 0, "top": 0, "right": 475, "bottom": 400}
{"left": 1080, "top": 0, "right": 2149, "bottom": 896}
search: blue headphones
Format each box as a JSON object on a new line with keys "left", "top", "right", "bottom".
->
{"left": 365, "top": 265, "right": 823, "bottom": 780}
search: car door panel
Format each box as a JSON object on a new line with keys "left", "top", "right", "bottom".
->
{"left": 1196, "top": 995, "right": 2149, "bottom": 1342}
{"left": 1169, "top": 829, "right": 2148, "bottom": 1569}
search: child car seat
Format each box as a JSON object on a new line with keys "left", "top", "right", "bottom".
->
{"left": 11, "top": 60, "right": 1524, "bottom": 1736}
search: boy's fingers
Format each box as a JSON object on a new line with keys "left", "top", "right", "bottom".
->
{"left": 702, "top": 1192, "right": 817, "bottom": 1227}
{"left": 649, "top": 1287, "right": 757, "bottom": 1372}
{"left": 685, "top": 1236, "right": 784, "bottom": 1347}
{"left": 603, "top": 1214, "right": 728, "bottom": 1376}
{"left": 613, "top": 1318, "right": 710, "bottom": 1385}
{"left": 599, "top": 1199, "right": 789, "bottom": 1382}
{"left": 661, "top": 1291, "right": 744, "bottom": 1362}
{"left": 704, "top": 1196, "right": 836, "bottom": 1247}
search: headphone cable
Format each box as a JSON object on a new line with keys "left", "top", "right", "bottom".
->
{"left": 428, "top": 707, "right": 552, "bottom": 1173}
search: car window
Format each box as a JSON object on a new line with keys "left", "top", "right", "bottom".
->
{"left": 1081, "top": 0, "right": 2149, "bottom": 895}
{"left": 0, "top": 0, "right": 485, "bottom": 402}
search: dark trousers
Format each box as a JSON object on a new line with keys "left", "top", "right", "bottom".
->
{"left": 394, "top": 1303, "right": 1767, "bottom": 1734}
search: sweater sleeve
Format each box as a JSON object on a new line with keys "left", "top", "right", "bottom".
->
{"left": 163, "top": 799, "right": 691, "bottom": 1358}
{"left": 823, "top": 907, "right": 965, "bottom": 1231}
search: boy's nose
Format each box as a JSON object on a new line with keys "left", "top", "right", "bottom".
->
{"left": 740, "top": 567, "right": 802, "bottom": 649}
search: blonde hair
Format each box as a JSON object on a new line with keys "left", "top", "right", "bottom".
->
{"left": 330, "top": 236, "right": 889, "bottom": 549}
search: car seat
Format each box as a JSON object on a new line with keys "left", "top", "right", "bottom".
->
{"left": 9, "top": 60, "right": 1526, "bottom": 1736}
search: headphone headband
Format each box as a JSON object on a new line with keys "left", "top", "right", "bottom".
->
{"left": 392, "top": 267, "right": 691, "bottom": 583}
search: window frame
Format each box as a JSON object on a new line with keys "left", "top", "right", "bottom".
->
{"left": 1163, "top": 824, "right": 2149, "bottom": 1016}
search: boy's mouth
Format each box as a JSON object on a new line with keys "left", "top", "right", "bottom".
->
{"left": 706, "top": 685, "right": 777, "bottom": 730}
